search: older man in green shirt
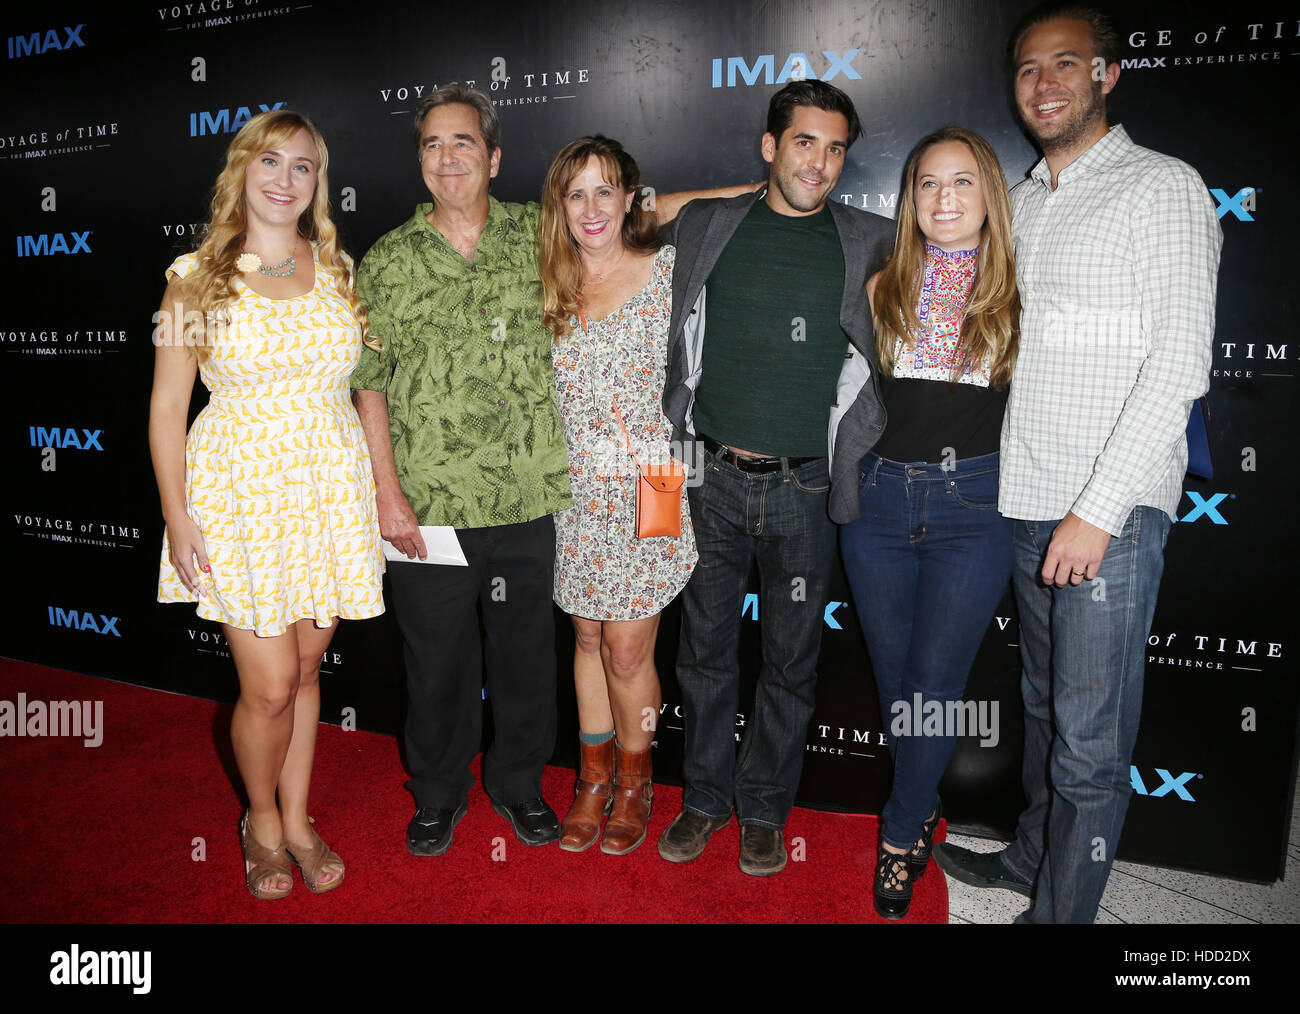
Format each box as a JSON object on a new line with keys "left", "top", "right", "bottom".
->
{"left": 353, "top": 86, "right": 573, "bottom": 853}
{"left": 354, "top": 84, "right": 745, "bottom": 856}
{"left": 353, "top": 196, "right": 571, "bottom": 531}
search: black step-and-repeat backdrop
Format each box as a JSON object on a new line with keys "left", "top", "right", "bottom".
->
{"left": 3, "top": 0, "right": 1294, "bottom": 882}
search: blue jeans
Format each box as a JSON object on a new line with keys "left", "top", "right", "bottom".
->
{"left": 1001, "top": 507, "right": 1170, "bottom": 923}
{"left": 840, "top": 451, "right": 1012, "bottom": 850}
{"left": 675, "top": 449, "right": 837, "bottom": 827}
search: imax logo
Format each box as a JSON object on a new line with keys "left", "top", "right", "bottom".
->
{"left": 15, "top": 231, "right": 91, "bottom": 256}
{"left": 28, "top": 426, "right": 103, "bottom": 450}
{"left": 1211, "top": 187, "right": 1255, "bottom": 221}
{"left": 711, "top": 49, "right": 861, "bottom": 88}
{"left": 47, "top": 607, "right": 120, "bottom": 636}
{"left": 188, "top": 102, "right": 286, "bottom": 137}
{"left": 6, "top": 24, "right": 84, "bottom": 59}
{"left": 1131, "top": 766, "right": 1199, "bottom": 801}
{"left": 1176, "top": 491, "right": 1230, "bottom": 524}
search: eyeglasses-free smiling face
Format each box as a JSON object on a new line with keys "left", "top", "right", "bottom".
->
{"left": 243, "top": 127, "right": 317, "bottom": 228}
{"left": 761, "top": 105, "right": 850, "bottom": 216}
{"left": 1014, "top": 16, "right": 1113, "bottom": 156}
{"left": 418, "top": 102, "right": 500, "bottom": 210}
{"left": 914, "top": 140, "right": 987, "bottom": 253}
{"left": 562, "top": 155, "right": 634, "bottom": 257}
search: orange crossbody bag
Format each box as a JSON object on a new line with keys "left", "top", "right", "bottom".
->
{"left": 612, "top": 395, "right": 685, "bottom": 539}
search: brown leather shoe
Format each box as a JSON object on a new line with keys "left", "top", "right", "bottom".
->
{"left": 657, "top": 809, "right": 730, "bottom": 863}
{"left": 601, "top": 741, "right": 653, "bottom": 855}
{"left": 739, "top": 825, "right": 787, "bottom": 876}
{"left": 559, "top": 737, "right": 614, "bottom": 853}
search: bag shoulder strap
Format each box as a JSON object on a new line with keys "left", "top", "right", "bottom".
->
{"left": 611, "top": 395, "right": 643, "bottom": 471}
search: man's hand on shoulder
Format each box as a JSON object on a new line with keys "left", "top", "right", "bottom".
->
{"left": 1042, "top": 511, "right": 1111, "bottom": 587}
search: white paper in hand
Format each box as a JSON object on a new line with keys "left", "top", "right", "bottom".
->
{"left": 381, "top": 526, "right": 468, "bottom": 566}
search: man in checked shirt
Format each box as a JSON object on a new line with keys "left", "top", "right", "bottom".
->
{"left": 933, "top": 3, "right": 1222, "bottom": 922}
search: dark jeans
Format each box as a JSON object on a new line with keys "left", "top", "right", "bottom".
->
{"left": 840, "top": 451, "right": 1012, "bottom": 850}
{"left": 675, "top": 449, "right": 837, "bottom": 828}
{"left": 387, "top": 515, "right": 557, "bottom": 810}
{"left": 1002, "top": 507, "right": 1170, "bottom": 923}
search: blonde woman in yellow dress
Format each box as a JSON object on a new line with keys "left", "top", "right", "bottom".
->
{"left": 149, "top": 110, "right": 384, "bottom": 899}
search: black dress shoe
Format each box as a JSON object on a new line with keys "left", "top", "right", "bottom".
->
{"left": 407, "top": 802, "right": 468, "bottom": 857}
{"left": 932, "top": 842, "right": 1033, "bottom": 897}
{"left": 492, "top": 797, "right": 560, "bottom": 846}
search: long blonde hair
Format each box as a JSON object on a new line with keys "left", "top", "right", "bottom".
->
{"left": 873, "top": 127, "right": 1019, "bottom": 388}
{"left": 538, "top": 136, "right": 660, "bottom": 338}
{"left": 179, "top": 109, "right": 371, "bottom": 347}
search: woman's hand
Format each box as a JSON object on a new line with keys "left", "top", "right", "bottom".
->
{"left": 166, "top": 513, "right": 210, "bottom": 594}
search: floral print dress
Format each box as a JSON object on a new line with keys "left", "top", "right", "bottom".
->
{"left": 551, "top": 245, "right": 697, "bottom": 620}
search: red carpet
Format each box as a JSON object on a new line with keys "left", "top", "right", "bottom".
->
{"left": 0, "top": 659, "right": 947, "bottom": 923}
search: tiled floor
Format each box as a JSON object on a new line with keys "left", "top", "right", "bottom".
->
{"left": 942, "top": 777, "right": 1300, "bottom": 924}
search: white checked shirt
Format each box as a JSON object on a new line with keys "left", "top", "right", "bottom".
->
{"left": 999, "top": 125, "right": 1223, "bottom": 535}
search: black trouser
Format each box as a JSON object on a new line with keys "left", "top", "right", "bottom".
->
{"left": 388, "top": 515, "right": 557, "bottom": 810}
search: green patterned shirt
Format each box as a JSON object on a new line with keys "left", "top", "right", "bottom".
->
{"left": 351, "top": 199, "right": 572, "bottom": 528}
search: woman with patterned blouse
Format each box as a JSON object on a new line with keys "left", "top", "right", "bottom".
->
{"left": 840, "top": 127, "right": 1020, "bottom": 919}
{"left": 538, "top": 137, "right": 698, "bottom": 855}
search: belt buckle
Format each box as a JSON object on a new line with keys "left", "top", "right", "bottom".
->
{"left": 704, "top": 435, "right": 780, "bottom": 474}
{"left": 735, "top": 450, "right": 780, "bottom": 474}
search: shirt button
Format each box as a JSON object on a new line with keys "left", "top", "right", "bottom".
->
{"left": 498, "top": 398, "right": 505, "bottom": 406}
{"left": 470, "top": 264, "right": 477, "bottom": 272}
{"left": 489, "top": 353, "right": 496, "bottom": 360}
{"left": 479, "top": 307, "right": 486, "bottom": 317}
{"left": 507, "top": 443, "right": 514, "bottom": 451}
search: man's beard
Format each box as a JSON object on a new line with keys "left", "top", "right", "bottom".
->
{"left": 773, "top": 166, "right": 831, "bottom": 214}
{"left": 1029, "top": 79, "right": 1106, "bottom": 155}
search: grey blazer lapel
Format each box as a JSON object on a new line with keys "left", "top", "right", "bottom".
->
{"left": 666, "top": 190, "right": 762, "bottom": 372}
{"left": 681, "top": 191, "right": 761, "bottom": 308}
{"left": 829, "top": 201, "right": 871, "bottom": 356}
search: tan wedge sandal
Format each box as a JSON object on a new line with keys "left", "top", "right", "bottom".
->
{"left": 285, "top": 817, "right": 345, "bottom": 894}
{"left": 240, "top": 811, "right": 292, "bottom": 900}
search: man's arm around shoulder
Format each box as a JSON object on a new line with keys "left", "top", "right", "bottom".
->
{"left": 658, "top": 186, "right": 761, "bottom": 247}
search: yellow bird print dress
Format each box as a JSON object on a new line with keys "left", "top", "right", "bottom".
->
{"left": 157, "top": 250, "right": 385, "bottom": 636}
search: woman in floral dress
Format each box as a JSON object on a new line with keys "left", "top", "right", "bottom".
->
{"left": 539, "top": 136, "right": 697, "bottom": 855}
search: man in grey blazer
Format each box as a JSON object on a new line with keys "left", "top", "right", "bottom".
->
{"left": 657, "top": 80, "right": 893, "bottom": 875}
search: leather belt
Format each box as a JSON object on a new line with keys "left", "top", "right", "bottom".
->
{"left": 699, "top": 433, "right": 819, "bottom": 474}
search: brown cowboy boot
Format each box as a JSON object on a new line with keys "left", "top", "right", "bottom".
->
{"left": 601, "top": 740, "right": 652, "bottom": 855}
{"left": 559, "top": 736, "right": 614, "bottom": 852}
